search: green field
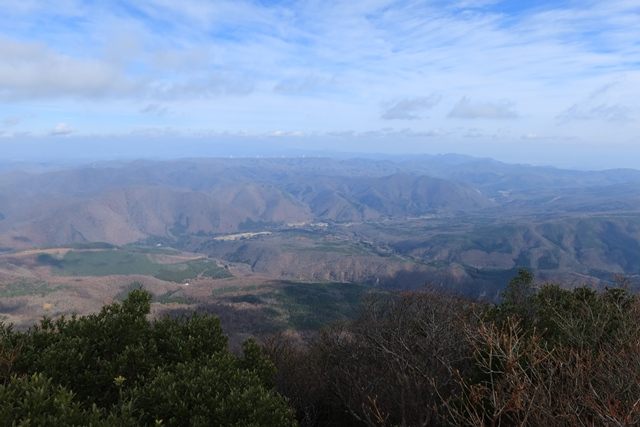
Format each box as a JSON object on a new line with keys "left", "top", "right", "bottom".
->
{"left": 41, "top": 249, "right": 232, "bottom": 283}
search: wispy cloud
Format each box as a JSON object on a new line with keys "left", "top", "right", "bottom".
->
{"left": 140, "top": 103, "right": 168, "bottom": 116}
{"left": 448, "top": 97, "right": 518, "bottom": 119}
{"left": 2, "top": 116, "right": 20, "bottom": 127}
{"left": 273, "top": 74, "right": 338, "bottom": 96}
{"left": 558, "top": 103, "right": 632, "bottom": 123}
{"left": 556, "top": 81, "right": 635, "bottom": 123}
{"left": 381, "top": 95, "right": 442, "bottom": 120}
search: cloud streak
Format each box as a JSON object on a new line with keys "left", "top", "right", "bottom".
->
{"left": 556, "top": 81, "right": 636, "bottom": 123}
{"left": 558, "top": 103, "right": 632, "bottom": 123}
{"left": 140, "top": 103, "right": 168, "bottom": 116}
{"left": 2, "top": 116, "right": 20, "bottom": 127}
{"left": 448, "top": 97, "right": 518, "bottom": 120}
{"left": 381, "top": 95, "right": 442, "bottom": 120}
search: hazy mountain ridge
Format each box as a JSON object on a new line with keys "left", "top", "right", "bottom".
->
{"left": 0, "top": 158, "right": 500, "bottom": 247}
{"left": 0, "top": 156, "right": 639, "bottom": 295}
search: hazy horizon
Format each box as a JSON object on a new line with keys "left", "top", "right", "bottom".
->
{"left": 1, "top": 136, "right": 640, "bottom": 172}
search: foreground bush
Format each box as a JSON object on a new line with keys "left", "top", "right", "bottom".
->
{"left": 265, "top": 291, "right": 480, "bottom": 426}
{"left": 0, "top": 290, "right": 296, "bottom": 426}
{"left": 130, "top": 354, "right": 293, "bottom": 426}
{"left": 443, "top": 314, "right": 640, "bottom": 426}
{"left": 447, "top": 272, "right": 640, "bottom": 426}
{"left": 0, "top": 373, "right": 135, "bottom": 426}
{"left": 267, "top": 272, "right": 640, "bottom": 426}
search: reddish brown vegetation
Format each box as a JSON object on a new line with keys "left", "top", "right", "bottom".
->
{"left": 265, "top": 272, "right": 640, "bottom": 426}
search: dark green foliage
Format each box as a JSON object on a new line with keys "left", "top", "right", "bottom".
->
{"left": 501, "top": 268, "right": 535, "bottom": 307}
{"left": 489, "top": 268, "right": 536, "bottom": 324}
{"left": 130, "top": 354, "right": 294, "bottom": 427}
{"left": 0, "top": 374, "right": 135, "bottom": 426}
{"left": 11, "top": 290, "right": 158, "bottom": 407}
{"left": 114, "top": 281, "right": 144, "bottom": 301}
{"left": 0, "top": 290, "right": 296, "bottom": 426}
{"left": 150, "top": 313, "right": 227, "bottom": 367}
{"left": 239, "top": 338, "right": 276, "bottom": 387}
{"left": 66, "top": 242, "right": 117, "bottom": 250}
{"left": 36, "top": 253, "right": 63, "bottom": 268}
{"left": 489, "top": 268, "right": 637, "bottom": 348}
{"left": 530, "top": 284, "right": 637, "bottom": 348}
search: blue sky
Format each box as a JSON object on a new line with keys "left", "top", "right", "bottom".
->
{"left": 0, "top": 0, "right": 639, "bottom": 168}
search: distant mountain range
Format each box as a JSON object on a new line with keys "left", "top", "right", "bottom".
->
{"left": 1, "top": 155, "right": 639, "bottom": 294}
{"left": 0, "top": 157, "right": 497, "bottom": 247}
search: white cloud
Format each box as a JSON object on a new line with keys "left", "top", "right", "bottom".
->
{"left": 0, "top": 34, "right": 252, "bottom": 101}
{"left": 521, "top": 133, "right": 542, "bottom": 140}
{"left": 0, "top": 37, "right": 137, "bottom": 100}
{"left": 269, "top": 130, "right": 305, "bottom": 137}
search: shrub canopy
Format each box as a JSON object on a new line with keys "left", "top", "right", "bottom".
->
{"left": 0, "top": 290, "right": 296, "bottom": 427}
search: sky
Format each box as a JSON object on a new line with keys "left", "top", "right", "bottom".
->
{"left": 0, "top": 0, "right": 639, "bottom": 169}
